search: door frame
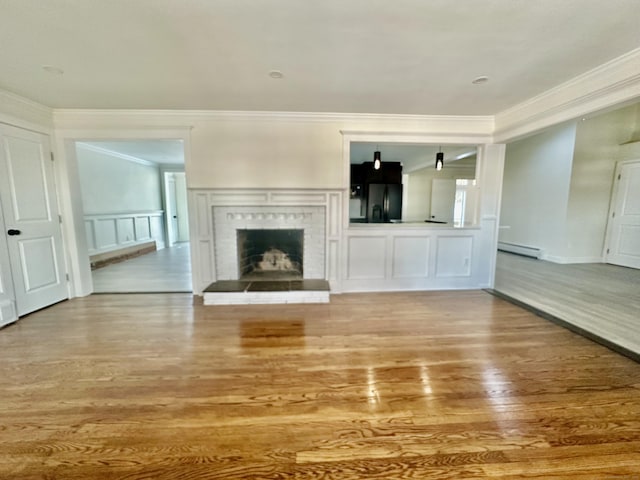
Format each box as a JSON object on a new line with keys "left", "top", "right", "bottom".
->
{"left": 52, "top": 128, "right": 193, "bottom": 298}
{"left": 161, "top": 167, "right": 188, "bottom": 248}
{"left": 603, "top": 158, "right": 640, "bottom": 265}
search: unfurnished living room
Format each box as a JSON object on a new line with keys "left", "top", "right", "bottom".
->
{"left": 1, "top": 1, "right": 640, "bottom": 479}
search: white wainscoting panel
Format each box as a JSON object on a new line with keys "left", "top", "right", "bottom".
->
{"left": 85, "top": 211, "right": 165, "bottom": 255}
{"left": 343, "top": 226, "right": 481, "bottom": 292}
{"left": 347, "top": 236, "right": 386, "bottom": 279}
{"left": 94, "top": 219, "right": 117, "bottom": 250}
{"left": 116, "top": 218, "right": 135, "bottom": 245}
{"left": 135, "top": 217, "right": 151, "bottom": 241}
{"left": 435, "top": 236, "right": 473, "bottom": 277}
{"left": 393, "top": 236, "right": 430, "bottom": 278}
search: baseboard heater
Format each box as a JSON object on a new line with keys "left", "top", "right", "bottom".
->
{"left": 498, "top": 241, "right": 542, "bottom": 259}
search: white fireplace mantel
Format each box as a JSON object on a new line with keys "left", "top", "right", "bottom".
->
{"left": 188, "top": 189, "right": 343, "bottom": 294}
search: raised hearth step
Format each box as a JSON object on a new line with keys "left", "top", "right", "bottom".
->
{"left": 204, "top": 279, "right": 329, "bottom": 293}
{"left": 203, "top": 279, "right": 330, "bottom": 305}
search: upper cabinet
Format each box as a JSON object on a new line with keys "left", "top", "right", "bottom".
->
{"left": 351, "top": 161, "right": 402, "bottom": 188}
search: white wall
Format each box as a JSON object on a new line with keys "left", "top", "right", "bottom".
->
{"left": 188, "top": 118, "right": 345, "bottom": 189}
{"left": 405, "top": 165, "right": 476, "bottom": 222}
{"left": 567, "top": 104, "right": 640, "bottom": 260}
{"left": 76, "top": 145, "right": 162, "bottom": 214}
{"left": 500, "top": 122, "right": 577, "bottom": 259}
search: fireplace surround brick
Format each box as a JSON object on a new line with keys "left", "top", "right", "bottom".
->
{"left": 212, "top": 206, "right": 326, "bottom": 280}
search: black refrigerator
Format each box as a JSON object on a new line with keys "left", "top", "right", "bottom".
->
{"left": 367, "top": 183, "right": 402, "bottom": 223}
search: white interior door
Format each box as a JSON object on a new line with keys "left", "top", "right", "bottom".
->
{"left": 0, "top": 124, "right": 68, "bottom": 316}
{"left": 605, "top": 160, "right": 640, "bottom": 269}
{"left": 0, "top": 198, "right": 17, "bottom": 326}
{"left": 430, "top": 178, "right": 456, "bottom": 223}
{"left": 174, "top": 172, "right": 189, "bottom": 242}
{"left": 165, "top": 173, "right": 178, "bottom": 246}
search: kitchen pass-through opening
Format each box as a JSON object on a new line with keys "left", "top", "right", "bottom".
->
{"left": 237, "top": 229, "right": 303, "bottom": 280}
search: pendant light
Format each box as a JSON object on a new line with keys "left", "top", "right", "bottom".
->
{"left": 435, "top": 147, "right": 444, "bottom": 171}
{"left": 373, "top": 147, "right": 381, "bottom": 170}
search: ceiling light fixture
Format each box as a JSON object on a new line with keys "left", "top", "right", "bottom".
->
{"left": 42, "top": 65, "right": 64, "bottom": 75}
{"left": 269, "top": 70, "right": 284, "bottom": 79}
{"left": 373, "top": 148, "right": 381, "bottom": 170}
{"left": 472, "top": 76, "right": 489, "bottom": 85}
{"left": 435, "top": 148, "right": 444, "bottom": 171}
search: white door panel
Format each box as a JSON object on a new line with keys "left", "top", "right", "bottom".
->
{"left": 606, "top": 161, "right": 640, "bottom": 269}
{"left": 0, "top": 199, "right": 17, "bottom": 327}
{"left": 0, "top": 124, "right": 68, "bottom": 317}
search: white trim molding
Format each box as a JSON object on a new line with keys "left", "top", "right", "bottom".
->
{"left": 76, "top": 142, "right": 157, "bottom": 167}
{"left": 495, "top": 47, "right": 640, "bottom": 142}
{"left": 0, "top": 89, "right": 53, "bottom": 133}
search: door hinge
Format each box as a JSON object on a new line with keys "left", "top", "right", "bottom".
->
{"left": 607, "top": 248, "right": 610, "bottom": 254}
{"left": 612, "top": 212, "right": 616, "bottom": 218}
{"left": 65, "top": 273, "right": 69, "bottom": 281}
{"left": 50, "top": 152, "right": 54, "bottom": 162}
{"left": 58, "top": 214, "right": 62, "bottom": 223}
{"left": 618, "top": 173, "right": 621, "bottom": 180}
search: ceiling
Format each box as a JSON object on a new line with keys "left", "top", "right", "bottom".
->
{"left": 1, "top": 0, "right": 639, "bottom": 115}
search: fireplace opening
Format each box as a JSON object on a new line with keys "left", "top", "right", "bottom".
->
{"left": 237, "top": 229, "right": 303, "bottom": 280}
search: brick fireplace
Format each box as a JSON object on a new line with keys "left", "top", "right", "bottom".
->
{"left": 212, "top": 205, "right": 326, "bottom": 281}
{"left": 188, "top": 189, "right": 343, "bottom": 302}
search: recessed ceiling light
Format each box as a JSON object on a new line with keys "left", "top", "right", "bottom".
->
{"left": 269, "top": 70, "right": 284, "bottom": 79}
{"left": 472, "top": 76, "right": 489, "bottom": 85}
{"left": 42, "top": 65, "right": 64, "bottom": 75}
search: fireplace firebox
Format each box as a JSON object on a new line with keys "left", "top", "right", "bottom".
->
{"left": 237, "top": 229, "right": 304, "bottom": 280}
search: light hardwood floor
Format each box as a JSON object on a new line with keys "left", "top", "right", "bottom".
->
{"left": 1, "top": 291, "right": 639, "bottom": 479}
{"left": 494, "top": 252, "right": 640, "bottom": 356}
{"left": 92, "top": 243, "right": 192, "bottom": 293}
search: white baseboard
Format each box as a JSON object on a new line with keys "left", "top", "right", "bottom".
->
{"left": 497, "top": 241, "right": 541, "bottom": 259}
{"left": 541, "top": 254, "right": 603, "bottom": 264}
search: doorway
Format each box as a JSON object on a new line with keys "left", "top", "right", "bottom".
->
{"left": 604, "top": 160, "right": 640, "bottom": 269}
{"left": 74, "top": 140, "right": 192, "bottom": 293}
{"left": 164, "top": 171, "right": 189, "bottom": 247}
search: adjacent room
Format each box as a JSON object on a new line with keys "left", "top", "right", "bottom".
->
{"left": 0, "top": 1, "right": 639, "bottom": 478}
{"left": 75, "top": 140, "right": 192, "bottom": 293}
{"left": 495, "top": 101, "right": 640, "bottom": 354}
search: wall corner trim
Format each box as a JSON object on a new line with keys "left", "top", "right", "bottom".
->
{"left": 494, "top": 47, "right": 640, "bottom": 142}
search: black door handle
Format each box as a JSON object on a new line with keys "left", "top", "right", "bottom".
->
{"left": 7, "top": 229, "right": 21, "bottom": 236}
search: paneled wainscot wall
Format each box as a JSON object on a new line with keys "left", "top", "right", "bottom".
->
{"left": 343, "top": 225, "right": 482, "bottom": 292}
{"left": 84, "top": 211, "right": 165, "bottom": 256}
{"left": 188, "top": 189, "right": 500, "bottom": 295}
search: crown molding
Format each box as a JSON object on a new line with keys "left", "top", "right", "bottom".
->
{"left": 0, "top": 89, "right": 53, "bottom": 132}
{"left": 494, "top": 47, "right": 640, "bottom": 142}
{"left": 75, "top": 141, "right": 157, "bottom": 167}
{"left": 53, "top": 108, "right": 494, "bottom": 135}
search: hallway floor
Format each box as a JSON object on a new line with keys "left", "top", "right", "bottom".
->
{"left": 91, "top": 243, "right": 192, "bottom": 293}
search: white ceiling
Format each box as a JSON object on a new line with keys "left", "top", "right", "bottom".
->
{"left": 1, "top": 0, "right": 639, "bottom": 115}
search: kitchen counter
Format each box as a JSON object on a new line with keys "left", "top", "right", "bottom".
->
{"left": 348, "top": 221, "right": 480, "bottom": 230}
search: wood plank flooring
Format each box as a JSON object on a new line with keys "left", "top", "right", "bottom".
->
{"left": 494, "top": 252, "right": 640, "bottom": 355}
{"left": 1, "top": 291, "right": 640, "bottom": 479}
{"left": 92, "top": 243, "right": 192, "bottom": 293}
